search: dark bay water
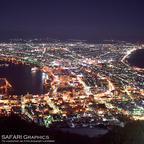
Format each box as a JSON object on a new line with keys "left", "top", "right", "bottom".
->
{"left": 127, "top": 49, "right": 144, "bottom": 68}
{"left": 0, "top": 60, "right": 46, "bottom": 95}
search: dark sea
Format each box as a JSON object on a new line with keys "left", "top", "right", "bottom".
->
{"left": 0, "top": 60, "right": 46, "bottom": 95}
{"left": 127, "top": 49, "right": 144, "bottom": 68}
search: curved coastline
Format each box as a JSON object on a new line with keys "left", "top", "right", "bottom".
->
{"left": 0, "top": 56, "right": 46, "bottom": 95}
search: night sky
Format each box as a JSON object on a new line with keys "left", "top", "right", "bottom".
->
{"left": 0, "top": 0, "right": 144, "bottom": 41}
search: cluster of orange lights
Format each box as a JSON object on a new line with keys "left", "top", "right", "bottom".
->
{"left": 0, "top": 56, "right": 144, "bottom": 123}
{"left": 0, "top": 78, "right": 12, "bottom": 93}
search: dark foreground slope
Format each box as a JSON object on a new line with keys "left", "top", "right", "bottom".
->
{"left": 0, "top": 113, "right": 144, "bottom": 144}
{"left": 102, "top": 120, "right": 144, "bottom": 144}
{"left": 0, "top": 113, "right": 102, "bottom": 144}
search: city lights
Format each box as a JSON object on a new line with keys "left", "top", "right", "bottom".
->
{"left": 0, "top": 40, "right": 144, "bottom": 128}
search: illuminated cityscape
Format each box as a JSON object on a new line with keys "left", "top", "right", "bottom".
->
{"left": 0, "top": 39, "right": 144, "bottom": 129}
{"left": 1, "top": 0, "right": 144, "bottom": 143}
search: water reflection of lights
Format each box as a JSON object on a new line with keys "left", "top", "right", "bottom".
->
{"left": 42, "top": 72, "right": 46, "bottom": 81}
{"left": 31, "top": 67, "right": 38, "bottom": 73}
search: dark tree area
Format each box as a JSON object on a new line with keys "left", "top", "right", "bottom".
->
{"left": 0, "top": 113, "right": 102, "bottom": 144}
{"left": 0, "top": 113, "right": 144, "bottom": 144}
{"left": 102, "top": 121, "right": 144, "bottom": 144}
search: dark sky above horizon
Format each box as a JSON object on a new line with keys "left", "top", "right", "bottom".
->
{"left": 0, "top": 0, "right": 144, "bottom": 41}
